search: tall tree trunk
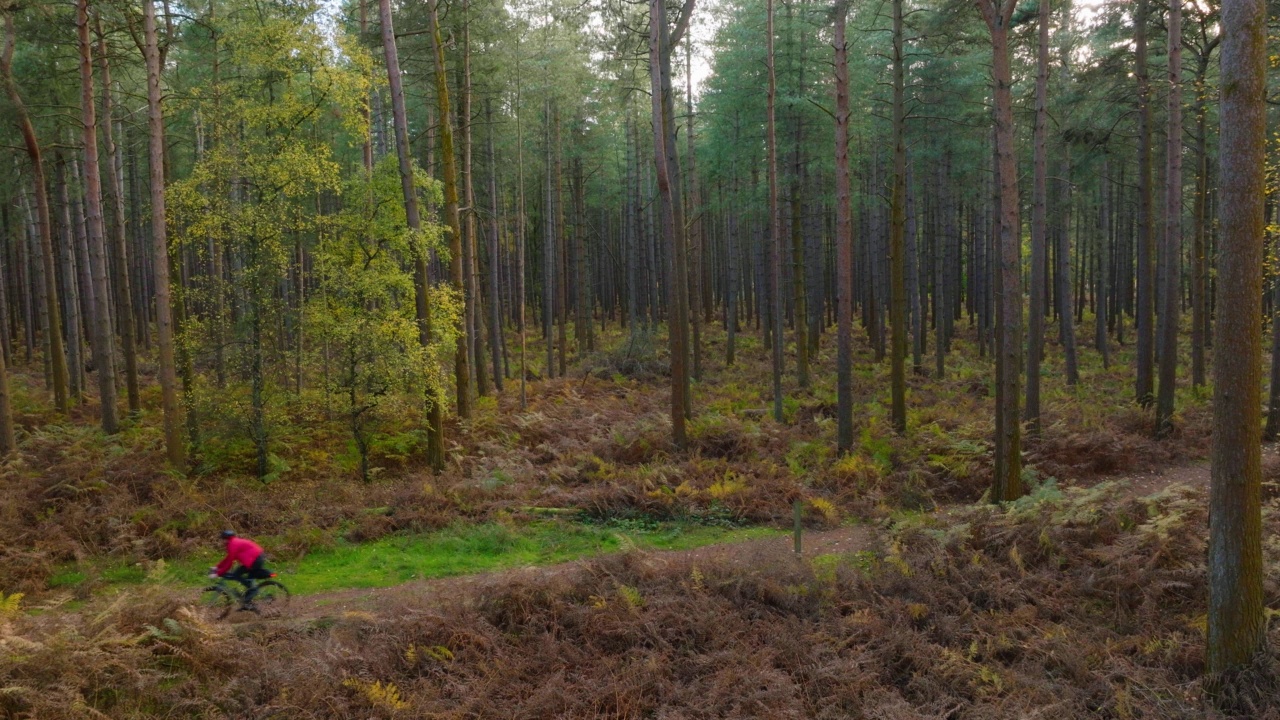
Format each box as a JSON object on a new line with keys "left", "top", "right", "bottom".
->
{"left": 142, "top": 0, "right": 184, "bottom": 467}
{"left": 1, "top": 12, "right": 69, "bottom": 413}
{"left": 788, "top": 0, "right": 808, "bottom": 391}
{"left": 889, "top": 0, "right": 907, "bottom": 433}
{"left": 647, "top": 0, "right": 693, "bottom": 444}
{"left": 514, "top": 41, "right": 527, "bottom": 409}
{"left": 20, "top": 193, "right": 51, "bottom": 386}
{"left": 486, "top": 98, "right": 503, "bottom": 392}
{"left": 359, "top": 0, "right": 373, "bottom": 173}
{"left": 1155, "top": 0, "right": 1181, "bottom": 434}
{"left": 1134, "top": 0, "right": 1155, "bottom": 406}
{"left": 553, "top": 110, "right": 568, "bottom": 378}
{"left": 55, "top": 159, "right": 85, "bottom": 403}
{"left": 385, "top": 0, "right": 446, "bottom": 470}
{"left": 77, "top": 0, "right": 119, "bottom": 433}
{"left": 1190, "top": 46, "right": 1213, "bottom": 388}
{"left": 1056, "top": 149, "right": 1079, "bottom": 385}
{"left": 543, "top": 101, "right": 555, "bottom": 380}
{"left": 427, "top": 0, "right": 471, "bottom": 420}
{"left": 460, "top": 11, "right": 485, "bottom": 399}
{"left": 907, "top": 162, "right": 922, "bottom": 374}
{"left": 1206, "top": 0, "right": 1266, "bottom": 684}
{"left": 834, "top": 1, "right": 853, "bottom": 452}
{"left": 96, "top": 21, "right": 140, "bottom": 414}
{"left": 934, "top": 161, "right": 946, "bottom": 379}
{"left": 1096, "top": 159, "right": 1111, "bottom": 368}
{"left": 685, "top": 35, "right": 702, "bottom": 381}
{"left": 977, "top": 0, "right": 1023, "bottom": 502}
{"left": 1025, "top": 0, "right": 1049, "bottom": 433}
{"left": 766, "top": 0, "right": 783, "bottom": 423}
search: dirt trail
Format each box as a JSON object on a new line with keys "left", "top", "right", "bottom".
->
{"left": 227, "top": 525, "right": 875, "bottom": 626}
{"left": 1077, "top": 442, "right": 1280, "bottom": 498}
{"left": 216, "top": 449, "right": 1280, "bottom": 628}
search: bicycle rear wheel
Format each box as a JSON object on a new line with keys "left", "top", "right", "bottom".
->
{"left": 199, "top": 586, "right": 236, "bottom": 620}
{"left": 250, "top": 580, "right": 291, "bottom": 617}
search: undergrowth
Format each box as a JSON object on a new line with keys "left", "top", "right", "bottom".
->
{"left": 2, "top": 483, "right": 1274, "bottom": 718}
{"left": 0, "top": 323, "right": 1212, "bottom": 599}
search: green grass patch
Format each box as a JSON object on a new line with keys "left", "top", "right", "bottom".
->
{"left": 52, "top": 520, "right": 782, "bottom": 598}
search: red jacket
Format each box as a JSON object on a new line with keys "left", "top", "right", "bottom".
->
{"left": 214, "top": 537, "right": 263, "bottom": 576}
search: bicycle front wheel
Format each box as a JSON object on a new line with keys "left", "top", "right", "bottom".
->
{"left": 199, "top": 585, "right": 236, "bottom": 620}
{"left": 252, "top": 580, "right": 291, "bottom": 617}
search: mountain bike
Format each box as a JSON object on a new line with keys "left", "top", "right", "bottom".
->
{"left": 199, "top": 573, "right": 291, "bottom": 619}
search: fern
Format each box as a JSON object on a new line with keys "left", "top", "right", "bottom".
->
{"left": 0, "top": 592, "right": 23, "bottom": 616}
{"left": 343, "top": 678, "right": 409, "bottom": 711}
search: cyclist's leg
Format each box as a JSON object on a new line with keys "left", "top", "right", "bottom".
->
{"left": 243, "top": 555, "right": 269, "bottom": 603}
{"left": 227, "top": 564, "right": 252, "bottom": 593}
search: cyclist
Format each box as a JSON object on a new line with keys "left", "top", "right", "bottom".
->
{"left": 209, "top": 530, "right": 272, "bottom": 610}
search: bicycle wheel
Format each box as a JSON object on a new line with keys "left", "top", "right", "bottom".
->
{"left": 199, "top": 585, "right": 236, "bottom": 620}
{"left": 250, "top": 580, "right": 291, "bottom": 617}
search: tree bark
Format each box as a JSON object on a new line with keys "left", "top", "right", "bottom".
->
{"left": 514, "top": 40, "right": 527, "bottom": 408}
{"left": 834, "top": 1, "right": 853, "bottom": 452}
{"left": 384, "top": 0, "right": 446, "bottom": 471}
{"left": 1056, "top": 148, "right": 1078, "bottom": 385}
{"left": 1096, "top": 159, "right": 1111, "bottom": 368}
{"left": 426, "top": 0, "right": 471, "bottom": 421}
{"left": 1206, "top": 0, "right": 1266, "bottom": 683}
{"left": 1155, "top": 0, "right": 1181, "bottom": 435}
{"left": 766, "top": 0, "right": 783, "bottom": 423}
{"left": 1190, "top": 45, "right": 1213, "bottom": 388}
{"left": 976, "top": 0, "right": 1023, "bottom": 502}
{"left": 459, "top": 11, "right": 485, "bottom": 399}
{"left": 486, "top": 98, "right": 504, "bottom": 392}
{"left": 96, "top": 20, "right": 140, "bottom": 414}
{"left": 1134, "top": 0, "right": 1155, "bottom": 406}
{"left": 685, "top": 35, "right": 702, "bottom": 381}
{"left": 142, "top": 0, "right": 184, "bottom": 467}
{"left": 543, "top": 101, "right": 555, "bottom": 380}
{"left": 77, "top": 0, "right": 119, "bottom": 433}
{"left": 55, "top": 159, "right": 85, "bottom": 403}
{"left": 647, "top": 0, "right": 693, "bottom": 444}
{"left": 1025, "top": 0, "right": 1049, "bottom": 433}
{"left": 889, "top": 0, "right": 907, "bottom": 434}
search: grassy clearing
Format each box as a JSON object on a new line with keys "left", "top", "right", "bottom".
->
{"left": 47, "top": 520, "right": 783, "bottom": 597}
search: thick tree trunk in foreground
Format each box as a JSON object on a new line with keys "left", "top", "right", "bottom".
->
{"left": 142, "top": 0, "right": 184, "bottom": 467}
{"left": 1206, "top": 0, "right": 1266, "bottom": 685}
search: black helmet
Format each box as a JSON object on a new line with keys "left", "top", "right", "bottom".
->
{"left": 220, "top": 530, "right": 236, "bottom": 540}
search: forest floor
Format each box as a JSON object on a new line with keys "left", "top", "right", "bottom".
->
{"left": 135, "top": 453, "right": 1267, "bottom": 628}
{"left": 1, "top": 325, "right": 1277, "bottom": 718}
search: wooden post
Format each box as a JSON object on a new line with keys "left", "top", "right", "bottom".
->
{"left": 792, "top": 498, "right": 802, "bottom": 555}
